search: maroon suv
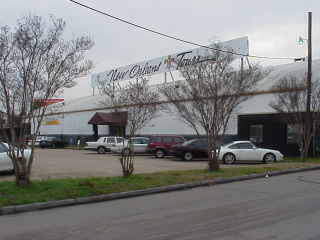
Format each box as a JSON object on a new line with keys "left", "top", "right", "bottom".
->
{"left": 146, "top": 135, "right": 186, "bottom": 158}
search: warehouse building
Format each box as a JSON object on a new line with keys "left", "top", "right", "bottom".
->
{"left": 36, "top": 59, "right": 320, "bottom": 156}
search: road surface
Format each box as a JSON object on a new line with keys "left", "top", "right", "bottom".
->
{"left": 1, "top": 170, "right": 320, "bottom": 239}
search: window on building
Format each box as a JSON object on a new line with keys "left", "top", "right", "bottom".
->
{"left": 249, "top": 124, "right": 263, "bottom": 144}
{"left": 287, "top": 124, "right": 300, "bottom": 144}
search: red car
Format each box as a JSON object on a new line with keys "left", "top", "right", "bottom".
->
{"left": 146, "top": 135, "right": 186, "bottom": 158}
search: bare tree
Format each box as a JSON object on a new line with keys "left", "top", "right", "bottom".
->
{"left": 270, "top": 76, "right": 320, "bottom": 158}
{"left": 159, "top": 49, "right": 264, "bottom": 171}
{"left": 98, "top": 77, "right": 160, "bottom": 176}
{"left": 0, "top": 15, "right": 93, "bottom": 186}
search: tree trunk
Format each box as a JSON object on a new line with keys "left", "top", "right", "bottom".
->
{"left": 120, "top": 154, "right": 134, "bottom": 177}
{"left": 13, "top": 155, "right": 32, "bottom": 186}
{"left": 15, "top": 171, "right": 31, "bottom": 186}
{"left": 207, "top": 135, "right": 220, "bottom": 171}
{"left": 120, "top": 135, "right": 135, "bottom": 177}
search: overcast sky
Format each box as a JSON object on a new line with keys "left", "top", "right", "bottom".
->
{"left": 1, "top": 0, "right": 319, "bottom": 100}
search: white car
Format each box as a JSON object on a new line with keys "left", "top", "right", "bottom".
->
{"left": 84, "top": 136, "right": 125, "bottom": 154}
{"left": 27, "top": 136, "right": 48, "bottom": 146}
{"left": 216, "top": 141, "right": 284, "bottom": 164}
{"left": 110, "top": 137, "right": 149, "bottom": 154}
{"left": 0, "top": 142, "right": 32, "bottom": 173}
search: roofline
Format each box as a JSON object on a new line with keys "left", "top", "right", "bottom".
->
{"left": 45, "top": 87, "right": 305, "bottom": 117}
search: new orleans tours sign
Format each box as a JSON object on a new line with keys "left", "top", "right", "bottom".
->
{"left": 92, "top": 37, "right": 249, "bottom": 84}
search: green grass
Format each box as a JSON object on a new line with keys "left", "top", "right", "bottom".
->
{"left": 284, "top": 157, "right": 320, "bottom": 163}
{"left": 0, "top": 161, "right": 319, "bottom": 208}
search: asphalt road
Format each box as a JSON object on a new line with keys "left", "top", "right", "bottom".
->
{"left": 1, "top": 171, "right": 320, "bottom": 240}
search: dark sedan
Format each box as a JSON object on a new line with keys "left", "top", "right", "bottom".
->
{"left": 39, "top": 137, "right": 66, "bottom": 148}
{"left": 171, "top": 138, "right": 208, "bottom": 161}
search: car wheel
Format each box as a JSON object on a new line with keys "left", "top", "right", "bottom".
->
{"left": 155, "top": 149, "right": 165, "bottom": 158}
{"left": 183, "top": 152, "right": 193, "bottom": 161}
{"left": 122, "top": 148, "right": 130, "bottom": 155}
{"left": 223, "top": 153, "right": 236, "bottom": 164}
{"left": 97, "top": 146, "right": 106, "bottom": 154}
{"left": 263, "top": 153, "right": 276, "bottom": 163}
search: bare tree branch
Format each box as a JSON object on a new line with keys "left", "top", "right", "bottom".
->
{"left": 270, "top": 76, "right": 320, "bottom": 158}
{"left": 0, "top": 15, "right": 93, "bottom": 186}
{"left": 159, "top": 47, "right": 264, "bottom": 171}
{"left": 98, "top": 77, "right": 160, "bottom": 176}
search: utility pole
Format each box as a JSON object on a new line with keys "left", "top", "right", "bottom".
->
{"left": 306, "top": 11, "right": 312, "bottom": 157}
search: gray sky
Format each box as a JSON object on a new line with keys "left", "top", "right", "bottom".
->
{"left": 1, "top": 0, "right": 319, "bottom": 100}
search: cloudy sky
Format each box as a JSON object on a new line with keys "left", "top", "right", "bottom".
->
{"left": 1, "top": 0, "right": 319, "bottom": 100}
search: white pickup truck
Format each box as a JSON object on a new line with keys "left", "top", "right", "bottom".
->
{"left": 84, "top": 136, "right": 125, "bottom": 154}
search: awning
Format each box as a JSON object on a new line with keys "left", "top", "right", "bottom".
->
{"left": 88, "top": 112, "right": 128, "bottom": 126}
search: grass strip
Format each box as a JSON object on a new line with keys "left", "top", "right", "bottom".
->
{"left": 0, "top": 161, "right": 318, "bottom": 207}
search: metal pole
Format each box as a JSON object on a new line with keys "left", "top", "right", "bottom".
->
{"left": 240, "top": 58, "right": 244, "bottom": 80}
{"left": 306, "top": 11, "right": 312, "bottom": 157}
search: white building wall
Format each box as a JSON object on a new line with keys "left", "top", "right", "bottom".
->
{"left": 238, "top": 94, "right": 277, "bottom": 115}
{"left": 37, "top": 93, "right": 278, "bottom": 137}
{"left": 38, "top": 111, "right": 109, "bottom": 136}
{"left": 137, "top": 111, "right": 205, "bottom": 136}
{"left": 62, "top": 111, "right": 109, "bottom": 135}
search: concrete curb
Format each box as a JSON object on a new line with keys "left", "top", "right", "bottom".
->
{"left": 1, "top": 165, "right": 320, "bottom": 216}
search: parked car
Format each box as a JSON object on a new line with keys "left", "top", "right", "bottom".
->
{"left": 26, "top": 135, "right": 48, "bottom": 146}
{"left": 84, "top": 136, "right": 125, "bottom": 154}
{"left": 39, "top": 137, "right": 66, "bottom": 149}
{"left": 146, "top": 135, "right": 186, "bottom": 158}
{"left": 0, "top": 142, "right": 31, "bottom": 173}
{"left": 216, "top": 141, "right": 284, "bottom": 164}
{"left": 171, "top": 138, "right": 209, "bottom": 161}
{"left": 110, "top": 137, "right": 149, "bottom": 154}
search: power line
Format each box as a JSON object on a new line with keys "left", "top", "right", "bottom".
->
{"left": 69, "top": 0, "right": 298, "bottom": 61}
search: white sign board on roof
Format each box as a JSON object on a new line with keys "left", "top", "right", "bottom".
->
{"left": 92, "top": 36, "right": 249, "bottom": 84}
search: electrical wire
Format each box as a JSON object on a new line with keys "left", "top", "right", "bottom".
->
{"left": 69, "top": 0, "right": 298, "bottom": 61}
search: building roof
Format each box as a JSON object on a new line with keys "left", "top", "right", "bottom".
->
{"left": 88, "top": 112, "right": 128, "bottom": 126}
{"left": 62, "top": 59, "right": 320, "bottom": 113}
{"left": 257, "top": 59, "right": 320, "bottom": 90}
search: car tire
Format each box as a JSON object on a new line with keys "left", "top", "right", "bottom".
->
{"left": 263, "top": 153, "right": 276, "bottom": 163}
{"left": 97, "top": 146, "right": 106, "bottom": 154}
{"left": 183, "top": 152, "right": 193, "bottom": 161}
{"left": 155, "top": 149, "right": 165, "bottom": 158}
{"left": 223, "top": 153, "right": 236, "bottom": 164}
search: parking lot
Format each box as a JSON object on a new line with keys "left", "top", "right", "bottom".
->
{"left": 0, "top": 148, "right": 263, "bottom": 181}
{"left": 0, "top": 148, "right": 209, "bottom": 181}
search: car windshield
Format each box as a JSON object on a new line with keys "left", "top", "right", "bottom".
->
{"left": 221, "top": 142, "right": 231, "bottom": 147}
{"left": 0, "top": 142, "right": 8, "bottom": 152}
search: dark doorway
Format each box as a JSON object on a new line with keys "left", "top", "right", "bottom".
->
{"left": 238, "top": 113, "right": 300, "bottom": 156}
{"left": 109, "top": 125, "right": 126, "bottom": 137}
